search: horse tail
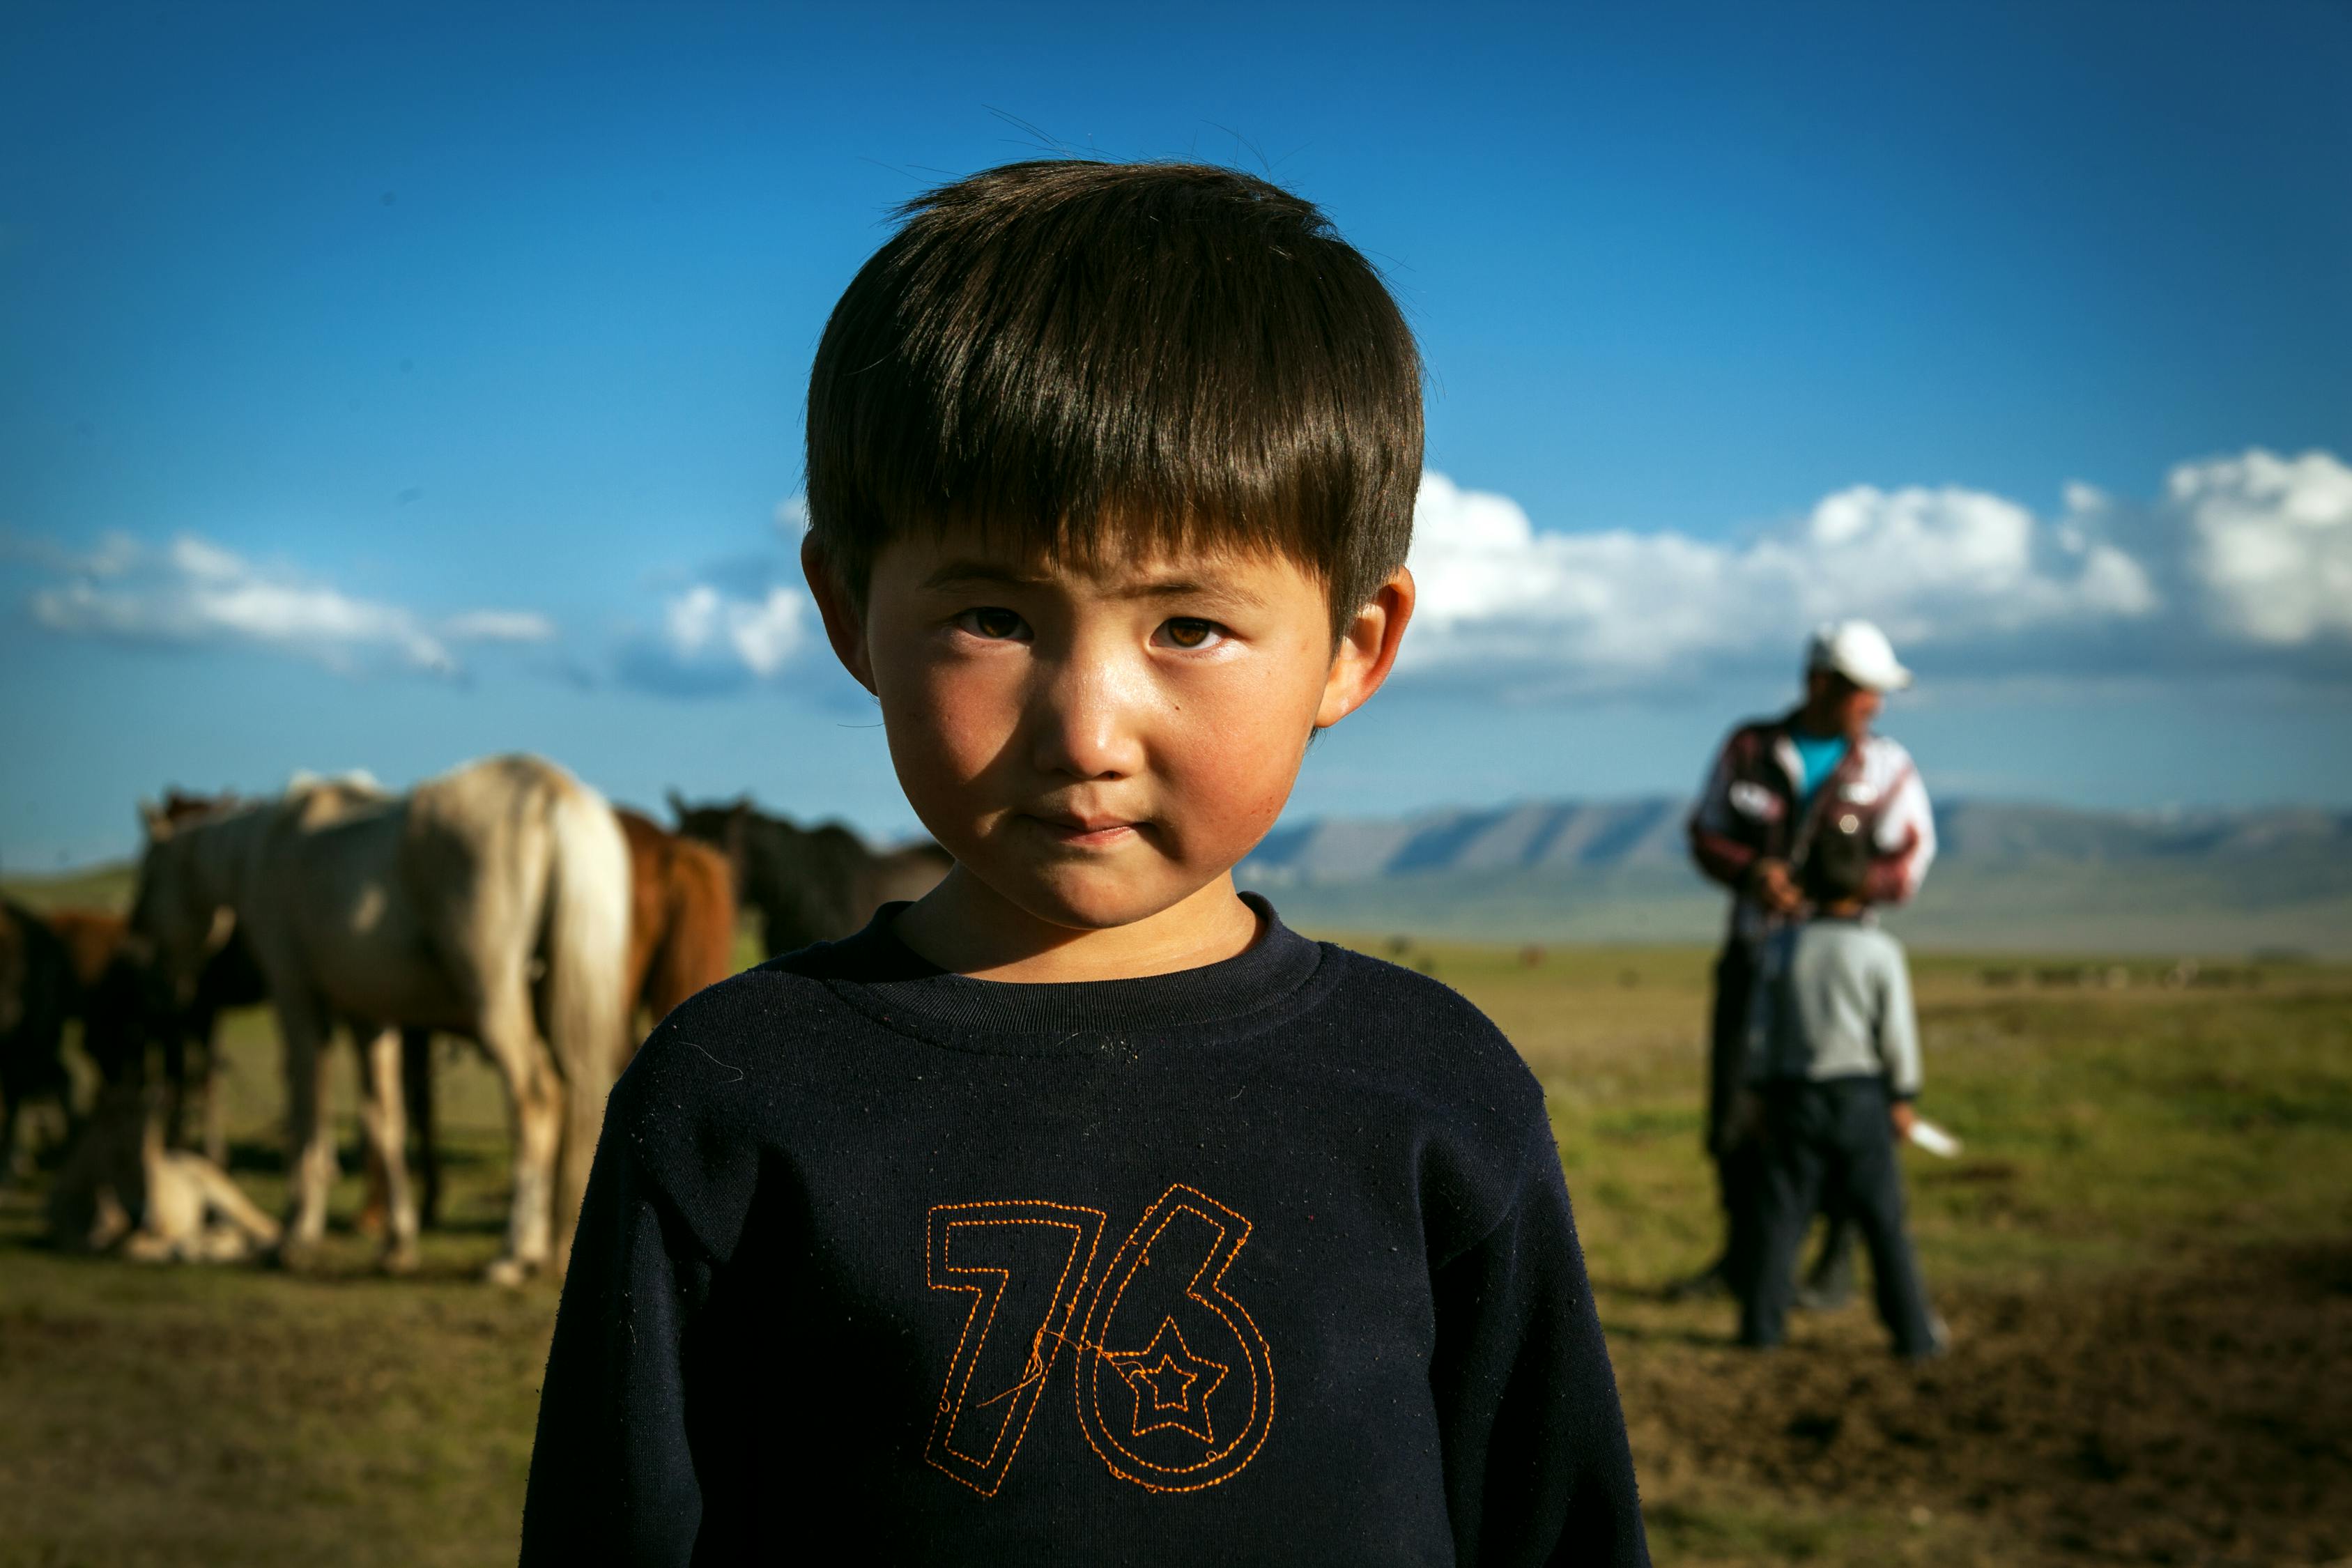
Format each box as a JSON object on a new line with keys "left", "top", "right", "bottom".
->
{"left": 538, "top": 774, "right": 631, "bottom": 1275}
{"left": 541, "top": 779, "right": 632, "bottom": 1098}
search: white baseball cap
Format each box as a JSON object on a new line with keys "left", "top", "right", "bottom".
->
{"left": 1806, "top": 620, "right": 1912, "bottom": 691}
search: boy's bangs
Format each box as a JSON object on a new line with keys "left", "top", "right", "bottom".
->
{"left": 896, "top": 502, "right": 1314, "bottom": 591}
{"left": 852, "top": 356, "right": 1367, "bottom": 593}
{"left": 806, "top": 160, "right": 1422, "bottom": 631}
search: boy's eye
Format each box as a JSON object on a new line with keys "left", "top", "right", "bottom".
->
{"left": 957, "top": 606, "right": 1029, "bottom": 641}
{"left": 1156, "top": 617, "right": 1225, "bottom": 650}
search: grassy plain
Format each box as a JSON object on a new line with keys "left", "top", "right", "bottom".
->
{"left": 1, "top": 924, "right": 2347, "bottom": 1566}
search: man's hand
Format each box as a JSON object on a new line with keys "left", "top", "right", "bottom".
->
{"left": 1889, "top": 1099, "right": 1916, "bottom": 1142}
{"left": 1749, "top": 857, "right": 1802, "bottom": 914}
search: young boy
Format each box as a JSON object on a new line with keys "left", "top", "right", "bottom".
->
{"left": 518, "top": 161, "right": 1647, "bottom": 1565}
{"left": 1734, "top": 818, "right": 1942, "bottom": 1359}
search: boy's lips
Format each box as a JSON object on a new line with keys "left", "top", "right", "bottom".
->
{"left": 1024, "top": 811, "right": 1142, "bottom": 848}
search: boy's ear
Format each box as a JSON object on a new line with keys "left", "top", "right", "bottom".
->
{"left": 1315, "top": 566, "right": 1416, "bottom": 730}
{"left": 801, "top": 535, "right": 876, "bottom": 693}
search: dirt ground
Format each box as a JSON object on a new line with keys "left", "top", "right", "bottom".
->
{"left": 1613, "top": 1243, "right": 2352, "bottom": 1566}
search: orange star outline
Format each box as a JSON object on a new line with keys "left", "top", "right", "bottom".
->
{"left": 1106, "top": 1316, "right": 1229, "bottom": 1444}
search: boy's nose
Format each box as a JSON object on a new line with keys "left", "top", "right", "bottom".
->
{"left": 1026, "top": 649, "right": 1146, "bottom": 781}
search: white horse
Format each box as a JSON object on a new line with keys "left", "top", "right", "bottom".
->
{"left": 131, "top": 755, "right": 631, "bottom": 1282}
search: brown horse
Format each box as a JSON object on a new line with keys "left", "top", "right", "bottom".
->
{"left": 389, "top": 805, "right": 736, "bottom": 1229}
{"left": 616, "top": 807, "right": 739, "bottom": 1035}
{"left": 669, "top": 793, "right": 950, "bottom": 957}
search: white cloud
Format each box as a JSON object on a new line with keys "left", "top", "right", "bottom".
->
{"left": 1402, "top": 470, "right": 2158, "bottom": 684}
{"left": 660, "top": 583, "right": 808, "bottom": 678}
{"left": 439, "top": 608, "right": 558, "bottom": 644}
{"left": 2170, "top": 449, "right": 2352, "bottom": 645}
{"left": 615, "top": 511, "right": 817, "bottom": 695}
{"left": 25, "top": 532, "right": 555, "bottom": 677}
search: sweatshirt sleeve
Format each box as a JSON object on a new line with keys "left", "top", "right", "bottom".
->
{"left": 1686, "top": 730, "right": 1760, "bottom": 891}
{"left": 518, "top": 1124, "right": 713, "bottom": 1567}
{"left": 1876, "top": 944, "right": 1923, "bottom": 1100}
{"left": 1429, "top": 1138, "right": 1650, "bottom": 1567}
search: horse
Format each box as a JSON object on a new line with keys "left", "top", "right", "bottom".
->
{"left": 132, "top": 755, "right": 631, "bottom": 1281}
{"left": 47, "top": 1082, "right": 282, "bottom": 1263}
{"left": 149, "top": 790, "right": 279, "bottom": 1163}
{"left": 615, "top": 806, "right": 740, "bottom": 1034}
{"left": 386, "top": 805, "right": 734, "bottom": 1231}
{"left": 45, "top": 860, "right": 256, "bottom": 1165}
{"left": 668, "top": 793, "right": 951, "bottom": 956}
{"left": 0, "top": 899, "right": 73, "bottom": 1185}
{"left": 42, "top": 909, "right": 165, "bottom": 1100}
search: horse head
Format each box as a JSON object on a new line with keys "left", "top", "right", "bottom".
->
{"left": 670, "top": 793, "right": 758, "bottom": 896}
{"left": 129, "top": 806, "right": 231, "bottom": 1012}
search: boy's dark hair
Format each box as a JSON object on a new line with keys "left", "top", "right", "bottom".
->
{"left": 1803, "top": 815, "right": 1873, "bottom": 907}
{"left": 805, "top": 160, "right": 1424, "bottom": 635}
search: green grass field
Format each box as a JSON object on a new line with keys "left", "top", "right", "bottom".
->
{"left": 2, "top": 927, "right": 2348, "bottom": 1566}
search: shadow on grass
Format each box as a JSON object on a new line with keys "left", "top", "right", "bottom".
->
{"left": 223, "top": 1137, "right": 502, "bottom": 1176}
{"left": 0, "top": 1224, "right": 557, "bottom": 1293}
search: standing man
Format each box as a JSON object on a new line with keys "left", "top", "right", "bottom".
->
{"left": 1678, "top": 620, "right": 1935, "bottom": 1302}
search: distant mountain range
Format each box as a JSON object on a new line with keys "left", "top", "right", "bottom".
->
{"left": 1237, "top": 799, "right": 2352, "bottom": 956}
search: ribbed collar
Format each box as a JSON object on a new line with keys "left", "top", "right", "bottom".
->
{"left": 788, "top": 893, "right": 1332, "bottom": 1056}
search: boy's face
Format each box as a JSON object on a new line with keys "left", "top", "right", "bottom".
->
{"left": 1802, "top": 669, "right": 1883, "bottom": 739}
{"left": 809, "top": 527, "right": 1409, "bottom": 935}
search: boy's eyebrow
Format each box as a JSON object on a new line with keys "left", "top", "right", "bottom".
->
{"left": 920, "top": 560, "right": 1271, "bottom": 606}
{"left": 921, "top": 560, "right": 1052, "bottom": 591}
{"left": 1118, "top": 575, "right": 1269, "bottom": 606}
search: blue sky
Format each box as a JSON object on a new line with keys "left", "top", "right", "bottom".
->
{"left": 4, "top": 0, "right": 2349, "bottom": 869}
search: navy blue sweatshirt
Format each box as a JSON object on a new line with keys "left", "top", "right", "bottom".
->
{"left": 520, "top": 898, "right": 1647, "bottom": 1567}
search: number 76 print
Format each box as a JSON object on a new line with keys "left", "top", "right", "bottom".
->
{"left": 923, "top": 1184, "right": 1275, "bottom": 1497}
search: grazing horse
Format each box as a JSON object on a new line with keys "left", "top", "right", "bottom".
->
{"left": 669, "top": 793, "right": 951, "bottom": 956}
{"left": 132, "top": 756, "right": 631, "bottom": 1280}
{"left": 151, "top": 790, "right": 278, "bottom": 1163}
{"left": 388, "top": 805, "right": 734, "bottom": 1230}
{"left": 0, "top": 900, "right": 73, "bottom": 1183}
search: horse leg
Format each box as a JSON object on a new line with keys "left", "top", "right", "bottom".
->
{"left": 357, "top": 1137, "right": 388, "bottom": 1239}
{"left": 199, "top": 1017, "right": 229, "bottom": 1169}
{"left": 161, "top": 1021, "right": 191, "bottom": 1148}
{"left": 476, "top": 987, "right": 560, "bottom": 1286}
{"left": 355, "top": 1024, "right": 420, "bottom": 1273}
{"left": 275, "top": 995, "right": 337, "bottom": 1266}
{"left": 0, "top": 1073, "right": 18, "bottom": 1187}
{"left": 189, "top": 1155, "right": 281, "bottom": 1253}
{"left": 401, "top": 1027, "right": 440, "bottom": 1230}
